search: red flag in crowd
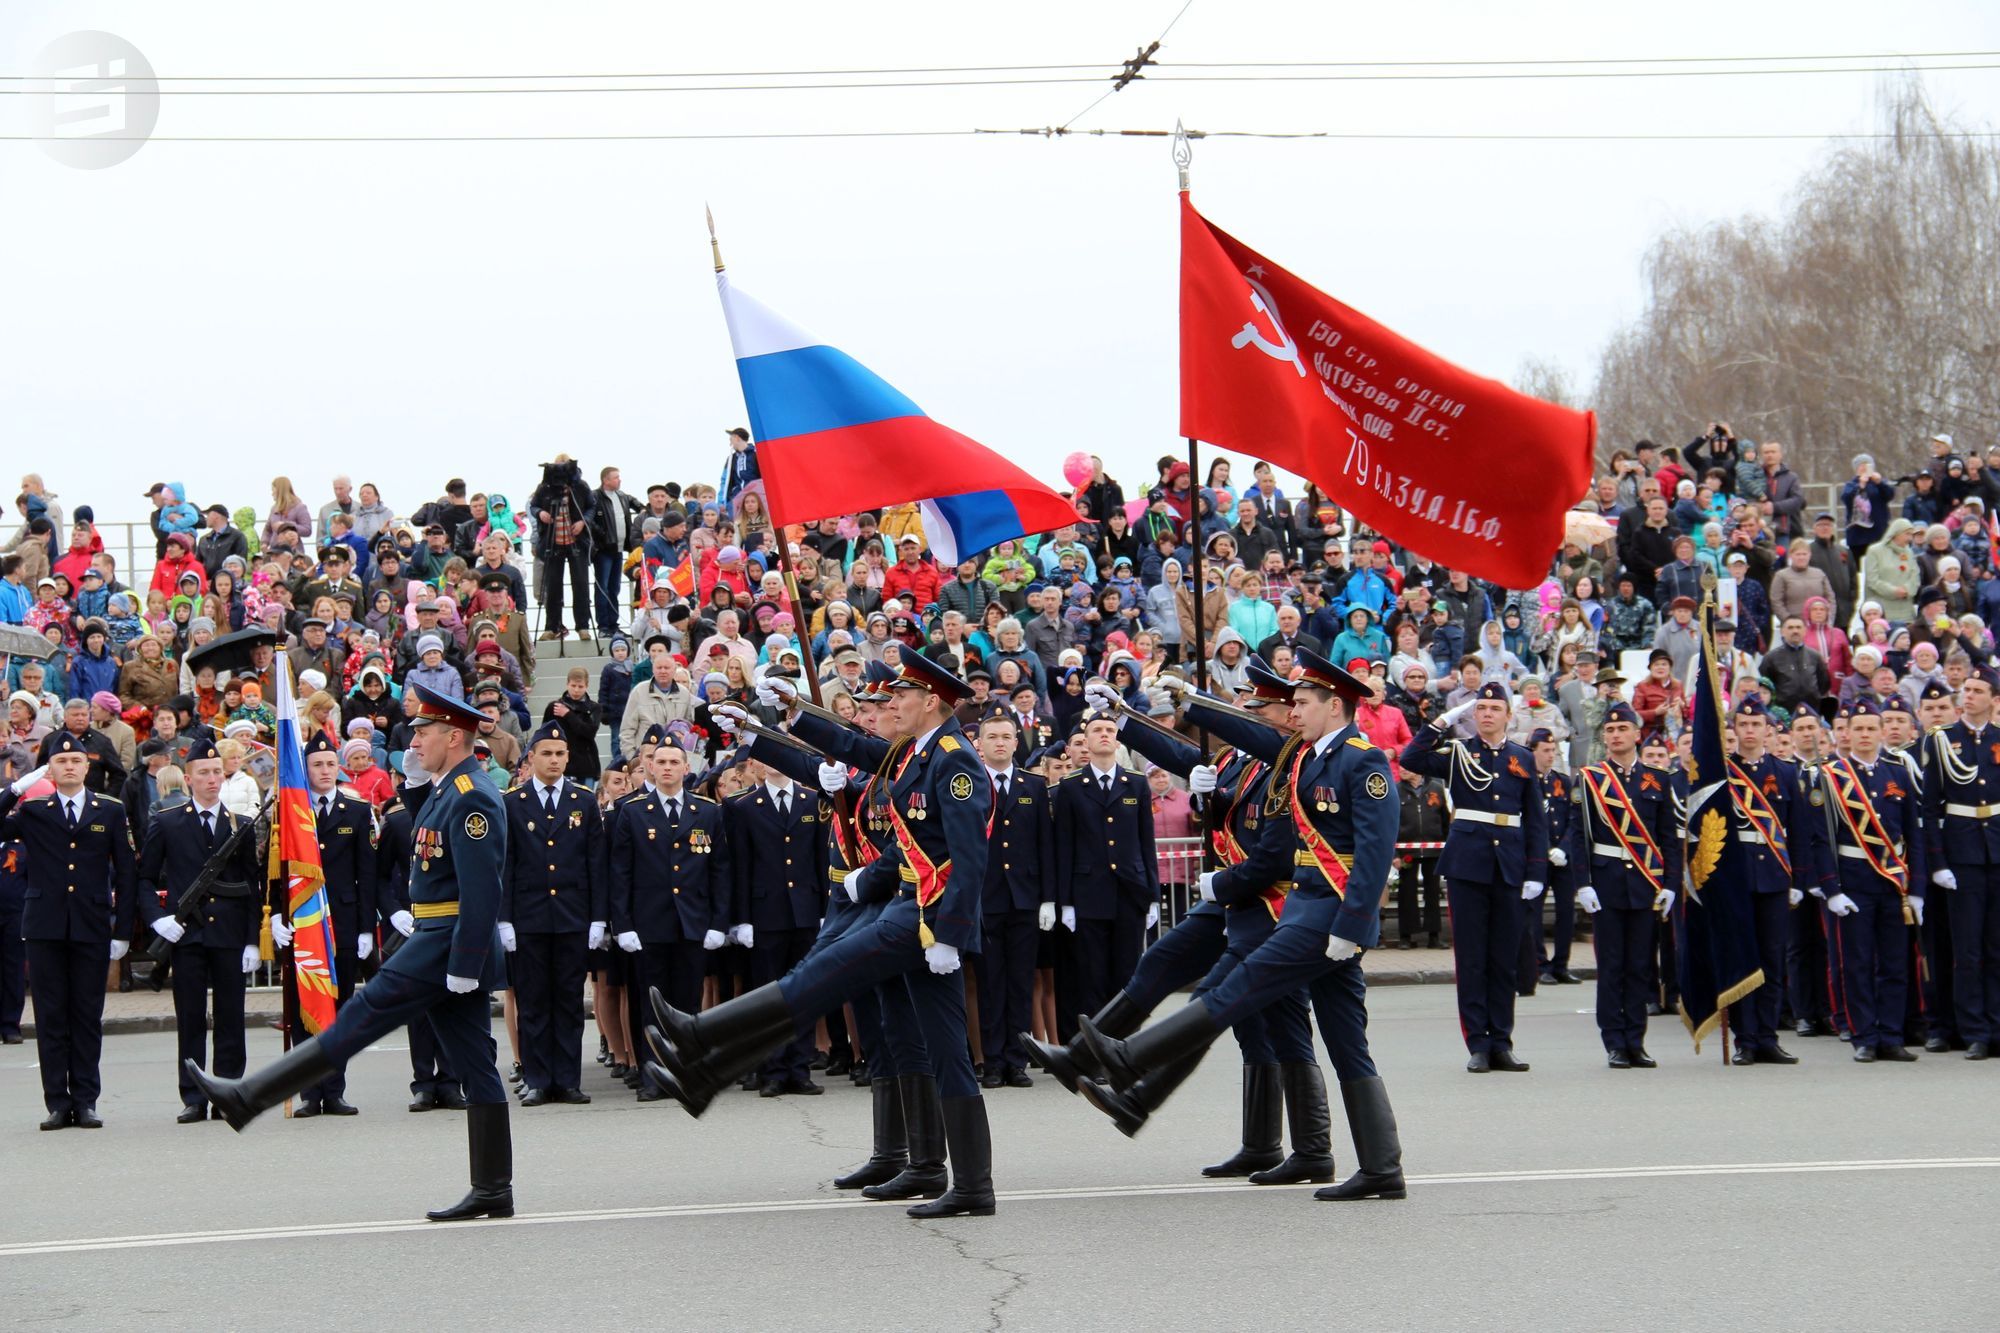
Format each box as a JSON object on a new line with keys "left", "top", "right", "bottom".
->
{"left": 1179, "top": 193, "right": 1596, "bottom": 588}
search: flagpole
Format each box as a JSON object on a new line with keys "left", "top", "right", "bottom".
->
{"left": 1174, "top": 125, "right": 1216, "bottom": 875}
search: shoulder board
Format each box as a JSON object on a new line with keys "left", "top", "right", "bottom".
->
{"left": 691, "top": 794, "right": 716, "bottom": 806}
{"left": 938, "top": 734, "right": 962, "bottom": 753}
{"left": 1345, "top": 735, "right": 1374, "bottom": 750}
{"left": 508, "top": 785, "right": 527, "bottom": 797}
{"left": 614, "top": 790, "right": 649, "bottom": 806}
{"left": 93, "top": 792, "right": 123, "bottom": 805}
{"left": 454, "top": 775, "right": 475, "bottom": 794}
{"left": 384, "top": 799, "right": 405, "bottom": 815}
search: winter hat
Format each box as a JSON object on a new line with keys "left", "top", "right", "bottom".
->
{"left": 416, "top": 634, "right": 444, "bottom": 655}
{"left": 89, "top": 690, "right": 120, "bottom": 713}
{"left": 190, "top": 616, "right": 216, "bottom": 635}
{"left": 299, "top": 670, "right": 326, "bottom": 694}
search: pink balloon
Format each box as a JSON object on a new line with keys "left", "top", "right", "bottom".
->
{"left": 1061, "top": 451, "right": 1095, "bottom": 489}
{"left": 1124, "top": 499, "right": 1149, "bottom": 527}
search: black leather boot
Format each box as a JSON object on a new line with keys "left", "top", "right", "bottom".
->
{"left": 426, "top": 1103, "right": 515, "bottom": 1221}
{"left": 1077, "top": 1048, "right": 1206, "bottom": 1137}
{"left": 1201, "top": 1063, "right": 1284, "bottom": 1177}
{"left": 1314, "top": 1076, "right": 1407, "bottom": 1201}
{"left": 1023, "top": 989, "right": 1149, "bottom": 1094}
{"left": 905, "top": 1097, "right": 995, "bottom": 1219}
{"left": 648, "top": 981, "right": 793, "bottom": 1067}
{"left": 832, "top": 1078, "right": 908, "bottom": 1190}
{"left": 1249, "top": 1062, "right": 1336, "bottom": 1185}
{"left": 185, "top": 1037, "right": 339, "bottom": 1132}
{"left": 1077, "top": 1000, "right": 1220, "bottom": 1094}
{"left": 641, "top": 985, "right": 795, "bottom": 1118}
{"left": 863, "top": 1075, "right": 947, "bottom": 1201}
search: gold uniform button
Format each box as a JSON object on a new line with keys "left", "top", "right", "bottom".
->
{"left": 549, "top": 889, "right": 557, "bottom": 896}
{"left": 1110, "top": 863, "right": 1118, "bottom": 871}
{"left": 1003, "top": 863, "right": 1011, "bottom": 870}
{"left": 547, "top": 839, "right": 555, "bottom": 847}
{"left": 1106, "top": 817, "right": 1114, "bottom": 825}
{"left": 672, "top": 888, "right": 680, "bottom": 895}
{"left": 548, "top": 863, "right": 556, "bottom": 871}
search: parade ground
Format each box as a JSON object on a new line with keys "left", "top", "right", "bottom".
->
{"left": 3, "top": 982, "right": 1993, "bottom": 1332}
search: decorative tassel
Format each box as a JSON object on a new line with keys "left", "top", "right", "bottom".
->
{"left": 259, "top": 904, "right": 274, "bottom": 962}
{"left": 918, "top": 914, "right": 935, "bottom": 950}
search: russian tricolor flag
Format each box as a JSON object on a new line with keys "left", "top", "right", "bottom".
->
{"left": 718, "top": 272, "right": 1078, "bottom": 565}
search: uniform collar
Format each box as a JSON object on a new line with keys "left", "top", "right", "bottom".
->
{"left": 913, "top": 723, "right": 944, "bottom": 753}
{"left": 536, "top": 777, "right": 564, "bottom": 802}
{"left": 987, "top": 765, "right": 1015, "bottom": 785}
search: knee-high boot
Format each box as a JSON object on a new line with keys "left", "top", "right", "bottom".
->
{"left": 862, "top": 1074, "right": 947, "bottom": 1201}
{"left": 1024, "top": 989, "right": 1149, "bottom": 1094}
{"left": 427, "top": 1103, "right": 516, "bottom": 1221}
{"left": 1314, "top": 1076, "right": 1407, "bottom": 1201}
{"left": 833, "top": 1077, "right": 909, "bottom": 1190}
{"left": 1076, "top": 1047, "right": 1207, "bottom": 1137}
{"left": 1076, "top": 1000, "right": 1220, "bottom": 1094}
{"left": 1199, "top": 1063, "right": 1284, "bottom": 1177}
{"left": 185, "top": 1037, "right": 339, "bottom": 1132}
{"left": 1247, "top": 1062, "right": 1335, "bottom": 1185}
{"left": 905, "top": 1096, "right": 995, "bottom": 1219}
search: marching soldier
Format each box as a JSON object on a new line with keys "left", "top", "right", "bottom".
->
{"left": 1052, "top": 710, "right": 1160, "bottom": 1025}
{"left": 0, "top": 740, "right": 136, "bottom": 1130}
{"left": 140, "top": 735, "right": 263, "bottom": 1122}
{"left": 192, "top": 682, "right": 518, "bottom": 1222}
{"left": 1816, "top": 697, "right": 1927, "bottom": 1062}
{"left": 970, "top": 709, "right": 1055, "bottom": 1089}
{"left": 1402, "top": 682, "right": 1549, "bottom": 1072}
{"left": 1524, "top": 728, "right": 1580, "bottom": 991}
{"left": 379, "top": 767, "right": 467, "bottom": 1112}
{"left": 500, "top": 721, "right": 607, "bottom": 1105}
{"left": 1923, "top": 665, "right": 2000, "bottom": 1060}
{"left": 727, "top": 758, "right": 831, "bottom": 1096}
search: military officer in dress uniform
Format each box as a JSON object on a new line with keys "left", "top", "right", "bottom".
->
{"left": 1574, "top": 703, "right": 1683, "bottom": 1068}
{"left": 727, "top": 759, "right": 830, "bottom": 1096}
{"left": 1787, "top": 711, "right": 1841, "bottom": 1040}
{"left": 1725, "top": 697, "right": 1830, "bottom": 1064}
{"left": 1816, "top": 697, "right": 1927, "bottom": 1062}
{"left": 271, "top": 731, "right": 378, "bottom": 1116}
{"left": 500, "top": 721, "right": 606, "bottom": 1105}
{"left": 1923, "top": 665, "right": 2000, "bottom": 1059}
{"left": 970, "top": 708, "right": 1054, "bottom": 1090}
{"left": 191, "top": 682, "right": 516, "bottom": 1222}
{"left": 1052, "top": 710, "right": 1160, "bottom": 1025}
{"left": 378, "top": 768, "right": 467, "bottom": 1111}
{"left": 1524, "top": 728, "right": 1580, "bottom": 991}
{"left": 1402, "top": 682, "right": 1550, "bottom": 1072}
{"left": 646, "top": 652, "right": 998, "bottom": 1220}
{"left": 0, "top": 737, "right": 136, "bottom": 1129}
{"left": 140, "top": 735, "right": 263, "bottom": 1122}
{"left": 1884, "top": 694, "right": 1954, "bottom": 1051}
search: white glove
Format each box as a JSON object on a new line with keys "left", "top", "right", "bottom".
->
{"left": 1187, "top": 765, "right": 1219, "bottom": 796}
{"left": 1437, "top": 700, "right": 1475, "bottom": 728}
{"left": 1934, "top": 869, "right": 1958, "bottom": 891}
{"left": 1809, "top": 887, "right": 1826, "bottom": 901}
{"left": 400, "top": 753, "right": 430, "bottom": 786}
{"left": 1548, "top": 848, "right": 1568, "bottom": 868}
{"left": 1083, "top": 679, "right": 1121, "bottom": 711}
{"left": 1788, "top": 888, "right": 1804, "bottom": 907}
{"left": 445, "top": 974, "right": 478, "bottom": 994}
{"left": 1060, "top": 906, "right": 1077, "bottom": 932}
{"left": 1522, "top": 881, "right": 1546, "bottom": 900}
{"left": 110, "top": 939, "right": 129, "bottom": 961}
{"left": 390, "top": 909, "right": 415, "bottom": 938}
{"left": 151, "top": 917, "right": 186, "bottom": 945}
{"left": 616, "top": 930, "right": 642, "bottom": 952}
{"left": 843, "top": 877, "right": 859, "bottom": 903}
{"left": 1143, "top": 686, "right": 1175, "bottom": 717}
{"left": 818, "top": 762, "right": 848, "bottom": 795}
{"left": 1575, "top": 886, "right": 1601, "bottom": 913}
{"left": 1827, "top": 893, "right": 1858, "bottom": 916}
{"left": 702, "top": 928, "right": 727, "bottom": 951}
{"left": 730, "top": 923, "right": 754, "bottom": 948}
{"left": 754, "top": 676, "right": 798, "bottom": 709}
{"left": 1198, "top": 871, "right": 1219, "bottom": 903}
{"left": 270, "top": 917, "right": 294, "bottom": 948}
{"left": 1145, "top": 901, "right": 1159, "bottom": 929}
{"left": 711, "top": 702, "right": 748, "bottom": 735}
{"left": 1911, "top": 896, "right": 1925, "bottom": 926}
{"left": 1038, "top": 902, "right": 1056, "bottom": 931}
{"left": 588, "top": 921, "right": 606, "bottom": 950}
{"left": 9, "top": 764, "right": 47, "bottom": 796}
{"left": 241, "top": 945, "right": 260, "bottom": 974}
{"left": 1325, "top": 935, "right": 1359, "bottom": 962}
{"left": 356, "top": 933, "right": 373, "bottom": 961}
{"left": 924, "top": 941, "right": 962, "bottom": 975}
{"left": 1156, "top": 673, "right": 1191, "bottom": 698}
{"left": 1653, "top": 889, "right": 1675, "bottom": 914}
{"left": 497, "top": 922, "right": 516, "bottom": 952}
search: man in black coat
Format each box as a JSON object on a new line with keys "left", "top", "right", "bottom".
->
{"left": 530, "top": 455, "right": 596, "bottom": 641}
{"left": 589, "top": 465, "right": 644, "bottom": 638}
{"left": 726, "top": 760, "right": 831, "bottom": 1095}
{"left": 971, "top": 711, "right": 1054, "bottom": 1087}
{"left": 1053, "top": 710, "right": 1160, "bottom": 1027}
{"left": 375, "top": 775, "right": 467, "bottom": 1112}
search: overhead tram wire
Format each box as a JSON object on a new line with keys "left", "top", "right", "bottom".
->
{"left": 9, "top": 127, "right": 1997, "bottom": 145}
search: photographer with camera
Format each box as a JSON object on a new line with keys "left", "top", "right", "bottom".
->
{"left": 531, "top": 455, "right": 596, "bottom": 643}
{"left": 1683, "top": 422, "right": 1744, "bottom": 498}
{"left": 1841, "top": 452, "right": 1896, "bottom": 557}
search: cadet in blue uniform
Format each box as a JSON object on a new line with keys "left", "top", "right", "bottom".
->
{"left": 0, "top": 824, "right": 24, "bottom": 1046}
{"left": 191, "top": 682, "right": 517, "bottom": 1222}
{"left": 1522, "top": 728, "right": 1580, "bottom": 991}
{"left": 1574, "top": 703, "right": 1682, "bottom": 1068}
{"left": 1053, "top": 710, "right": 1160, "bottom": 1026}
{"left": 1402, "top": 682, "right": 1549, "bottom": 1072}
{"left": 501, "top": 721, "right": 607, "bottom": 1105}
{"left": 969, "top": 708, "right": 1054, "bottom": 1089}
{"left": 1786, "top": 711, "right": 1839, "bottom": 1039}
{"left": 1725, "top": 697, "right": 1829, "bottom": 1064}
{"left": 646, "top": 653, "right": 998, "bottom": 1219}
{"left": 1818, "top": 697, "right": 1927, "bottom": 1062}
{"left": 1923, "top": 665, "right": 2000, "bottom": 1059}
{"left": 377, "top": 777, "right": 467, "bottom": 1111}
{"left": 1072, "top": 651, "right": 1407, "bottom": 1204}
{"left": 140, "top": 735, "right": 263, "bottom": 1122}
{"left": 727, "top": 757, "right": 831, "bottom": 1095}
{"left": 1881, "top": 695, "right": 1946, "bottom": 1049}
{"left": 0, "top": 735, "right": 136, "bottom": 1130}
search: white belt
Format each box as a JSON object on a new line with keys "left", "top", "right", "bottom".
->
{"left": 1455, "top": 809, "right": 1519, "bottom": 828}
{"left": 1946, "top": 803, "right": 2000, "bottom": 819}
{"left": 1590, "top": 842, "right": 1632, "bottom": 861}
{"left": 1736, "top": 830, "right": 1769, "bottom": 846}
{"left": 1838, "top": 844, "right": 1904, "bottom": 860}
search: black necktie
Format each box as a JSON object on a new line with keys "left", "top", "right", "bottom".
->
{"left": 665, "top": 799, "right": 679, "bottom": 824}
{"left": 778, "top": 791, "right": 790, "bottom": 819}
{"left": 1101, "top": 774, "right": 1112, "bottom": 796}
{"left": 997, "top": 776, "right": 1008, "bottom": 802}
{"left": 64, "top": 800, "right": 77, "bottom": 830}
{"left": 543, "top": 788, "right": 557, "bottom": 817}
{"left": 319, "top": 798, "right": 332, "bottom": 821}
{"left": 201, "top": 809, "right": 215, "bottom": 847}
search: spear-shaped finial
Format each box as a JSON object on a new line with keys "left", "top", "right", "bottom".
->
{"left": 707, "top": 204, "right": 725, "bottom": 273}
{"left": 1172, "top": 118, "right": 1192, "bottom": 191}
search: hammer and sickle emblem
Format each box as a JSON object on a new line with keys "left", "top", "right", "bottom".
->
{"left": 1229, "top": 271, "right": 1307, "bottom": 378}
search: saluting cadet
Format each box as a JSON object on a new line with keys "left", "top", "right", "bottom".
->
{"left": 646, "top": 653, "right": 998, "bottom": 1219}
{"left": 1070, "top": 651, "right": 1407, "bottom": 1204}
{"left": 1524, "top": 728, "right": 1581, "bottom": 991}
{"left": 500, "top": 722, "right": 607, "bottom": 1106}
{"left": 1402, "top": 682, "right": 1550, "bottom": 1072}
{"left": 0, "top": 738, "right": 136, "bottom": 1130}
{"left": 1052, "top": 710, "right": 1161, "bottom": 1025}
{"left": 727, "top": 759, "right": 831, "bottom": 1096}
{"left": 1574, "top": 703, "right": 1682, "bottom": 1068}
{"left": 970, "top": 709, "right": 1054, "bottom": 1090}
{"left": 271, "top": 731, "right": 378, "bottom": 1117}
{"left": 139, "top": 735, "right": 263, "bottom": 1123}
{"left": 1885, "top": 693, "right": 1954, "bottom": 1051}
{"left": 378, "top": 768, "right": 467, "bottom": 1112}
{"left": 1817, "top": 697, "right": 1928, "bottom": 1062}
{"left": 1786, "top": 712, "right": 1841, "bottom": 1040}
{"left": 1923, "top": 666, "right": 2000, "bottom": 1059}
{"left": 193, "top": 682, "right": 517, "bottom": 1222}
{"left": 1725, "top": 697, "right": 1830, "bottom": 1064}
{"left": 610, "top": 735, "right": 731, "bottom": 1101}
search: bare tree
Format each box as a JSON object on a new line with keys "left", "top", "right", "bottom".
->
{"left": 1514, "top": 355, "right": 1579, "bottom": 409}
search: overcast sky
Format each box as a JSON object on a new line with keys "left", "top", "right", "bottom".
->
{"left": 5, "top": 1, "right": 1999, "bottom": 533}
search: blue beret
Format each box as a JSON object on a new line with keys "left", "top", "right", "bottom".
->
{"left": 1602, "top": 702, "right": 1641, "bottom": 729}
{"left": 183, "top": 735, "right": 219, "bottom": 764}
{"left": 46, "top": 731, "right": 85, "bottom": 755}
{"left": 640, "top": 724, "right": 668, "bottom": 747}
{"left": 528, "top": 721, "right": 567, "bottom": 749}
{"left": 1882, "top": 695, "right": 1913, "bottom": 716}
{"left": 1732, "top": 697, "right": 1768, "bottom": 718}
{"left": 303, "top": 732, "right": 340, "bottom": 756}
{"left": 1527, "top": 727, "right": 1553, "bottom": 747}
{"left": 1850, "top": 697, "right": 1880, "bottom": 718}
{"left": 1475, "top": 681, "right": 1510, "bottom": 703}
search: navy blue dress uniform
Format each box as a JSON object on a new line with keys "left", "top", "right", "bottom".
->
{"left": 378, "top": 789, "right": 464, "bottom": 1109}
{"left": 1574, "top": 705, "right": 1684, "bottom": 1066}
{"left": 502, "top": 736, "right": 608, "bottom": 1102}
{"left": 1520, "top": 730, "right": 1581, "bottom": 991}
{"left": 1922, "top": 671, "right": 2000, "bottom": 1057}
{"left": 727, "top": 774, "right": 830, "bottom": 1093}
{"left": 0, "top": 835, "right": 24, "bottom": 1044}
{"left": 0, "top": 736, "right": 137, "bottom": 1129}
{"left": 1053, "top": 740, "right": 1160, "bottom": 1026}
{"left": 1724, "top": 698, "right": 1831, "bottom": 1063}
{"left": 1072, "top": 652, "right": 1407, "bottom": 1204}
{"left": 138, "top": 738, "right": 263, "bottom": 1121}
{"left": 1883, "top": 699, "right": 1950, "bottom": 1049}
{"left": 1401, "top": 682, "right": 1550, "bottom": 1070}
{"left": 191, "top": 683, "right": 517, "bottom": 1223}
{"left": 972, "top": 731, "right": 1055, "bottom": 1087}
{"left": 291, "top": 732, "right": 378, "bottom": 1115}
{"left": 1817, "top": 698, "right": 1929, "bottom": 1061}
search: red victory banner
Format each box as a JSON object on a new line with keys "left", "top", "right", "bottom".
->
{"left": 1179, "top": 192, "right": 1596, "bottom": 588}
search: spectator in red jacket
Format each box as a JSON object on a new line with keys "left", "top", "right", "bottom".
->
{"left": 149, "top": 531, "right": 207, "bottom": 598}
{"left": 696, "top": 543, "right": 752, "bottom": 605}
{"left": 1354, "top": 666, "right": 1414, "bottom": 780}
{"left": 881, "top": 533, "right": 941, "bottom": 609}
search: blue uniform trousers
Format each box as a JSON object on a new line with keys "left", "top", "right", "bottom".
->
{"left": 1924, "top": 876, "right": 1959, "bottom": 1042}
{"left": 172, "top": 944, "right": 247, "bottom": 1105}
{"left": 800, "top": 905, "right": 929, "bottom": 1079}
{"left": 515, "top": 930, "right": 588, "bottom": 1093}
{"left": 318, "top": 965, "right": 507, "bottom": 1106}
{"left": 976, "top": 910, "right": 1038, "bottom": 1074}
{"left": 1946, "top": 862, "right": 2000, "bottom": 1044}
{"left": 303, "top": 947, "right": 358, "bottom": 1106}
{"left": 1727, "top": 892, "right": 1792, "bottom": 1052}
{"left": 1787, "top": 896, "right": 1833, "bottom": 1028}
{"left": 409, "top": 1015, "right": 461, "bottom": 1096}
{"left": 1123, "top": 909, "right": 1226, "bottom": 1010}
{"left": 751, "top": 926, "right": 816, "bottom": 1086}
{"left": 1836, "top": 888, "right": 1913, "bottom": 1050}
{"left": 1193, "top": 912, "right": 1315, "bottom": 1066}
{"left": 0, "top": 902, "right": 24, "bottom": 1038}
{"left": 25, "top": 939, "right": 106, "bottom": 1114}
{"left": 1447, "top": 878, "right": 1521, "bottom": 1054}
{"left": 1593, "top": 906, "right": 1654, "bottom": 1052}
{"left": 1198, "top": 922, "right": 1377, "bottom": 1083}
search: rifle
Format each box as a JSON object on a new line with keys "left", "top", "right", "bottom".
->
{"left": 146, "top": 793, "right": 274, "bottom": 962}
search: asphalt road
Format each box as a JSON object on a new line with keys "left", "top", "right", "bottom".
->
{"left": 3, "top": 983, "right": 1996, "bottom": 1332}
